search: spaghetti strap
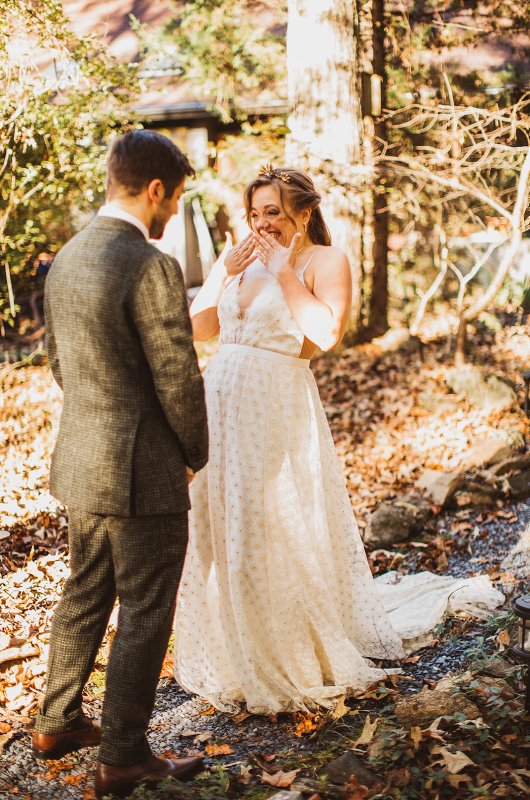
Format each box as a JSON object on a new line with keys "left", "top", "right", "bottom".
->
{"left": 299, "top": 251, "right": 317, "bottom": 274}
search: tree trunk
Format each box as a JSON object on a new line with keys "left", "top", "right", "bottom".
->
{"left": 366, "top": 0, "right": 389, "bottom": 335}
{"left": 286, "top": 0, "right": 364, "bottom": 338}
{"left": 358, "top": 0, "right": 388, "bottom": 338}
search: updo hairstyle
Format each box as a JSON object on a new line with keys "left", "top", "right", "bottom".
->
{"left": 243, "top": 166, "right": 332, "bottom": 246}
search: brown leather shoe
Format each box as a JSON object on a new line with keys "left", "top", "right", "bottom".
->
{"left": 32, "top": 717, "right": 101, "bottom": 760}
{"left": 95, "top": 754, "right": 204, "bottom": 798}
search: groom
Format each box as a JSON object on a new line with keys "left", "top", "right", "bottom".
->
{"left": 32, "top": 130, "right": 209, "bottom": 798}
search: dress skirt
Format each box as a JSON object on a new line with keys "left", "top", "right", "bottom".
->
{"left": 173, "top": 343, "right": 406, "bottom": 714}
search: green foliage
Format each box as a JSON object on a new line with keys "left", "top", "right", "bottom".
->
{"left": 159, "top": 0, "right": 286, "bottom": 122}
{"left": 0, "top": 0, "right": 139, "bottom": 321}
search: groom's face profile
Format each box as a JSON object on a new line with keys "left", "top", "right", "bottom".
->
{"left": 149, "top": 178, "right": 186, "bottom": 239}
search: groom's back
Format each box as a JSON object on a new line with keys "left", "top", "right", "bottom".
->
{"left": 45, "top": 215, "right": 197, "bottom": 517}
{"left": 46, "top": 216, "right": 159, "bottom": 395}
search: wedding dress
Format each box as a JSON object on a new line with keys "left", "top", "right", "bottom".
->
{"left": 173, "top": 259, "right": 503, "bottom": 715}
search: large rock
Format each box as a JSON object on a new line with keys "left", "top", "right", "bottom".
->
{"left": 507, "top": 469, "right": 530, "bottom": 499}
{"left": 365, "top": 497, "right": 431, "bottom": 548}
{"left": 501, "top": 524, "right": 530, "bottom": 578}
{"left": 319, "top": 751, "right": 378, "bottom": 787}
{"left": 445, "top": 366, "right": 517, "bottom": 411}
{"left": 452, "top": 480, "right": 500, "bottom": 508}
{"left": 490, "top": 452, "right": 530, "bottom": 476}
{"left": 415, "top": 469, "right": 464, "bottom": 506}
{"left": 394, "top": 687, "right": 481, "bottom": 727}
{"left": 461, "top": 438, "right": 514, "bottom": 470}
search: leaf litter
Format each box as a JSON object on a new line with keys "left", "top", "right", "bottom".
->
{"left": 1, "top": 316, "right": 530, "bottom": 798}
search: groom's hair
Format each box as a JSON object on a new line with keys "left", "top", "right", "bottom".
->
{"left": 107, "top": 130, "right": 195, "bottom": 198}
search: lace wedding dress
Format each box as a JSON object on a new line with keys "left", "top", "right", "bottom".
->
{"left": 173, "top": 259, "right": 503, "bottom": 714}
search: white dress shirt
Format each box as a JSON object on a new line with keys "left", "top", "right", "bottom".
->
{"left": 98, "top": 203, "right": 149, "bottom": 241}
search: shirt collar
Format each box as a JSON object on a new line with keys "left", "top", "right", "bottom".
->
{"left": 98, "top": 203, "right": 149, "bottom": 240}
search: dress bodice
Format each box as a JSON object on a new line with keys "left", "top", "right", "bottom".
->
{"left": 218, "top": 259, "right": 306, "bottom": 357}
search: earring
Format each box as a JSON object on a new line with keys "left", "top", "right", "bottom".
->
{"left": 303, "top": 222, "right": 308, "bottom": 232}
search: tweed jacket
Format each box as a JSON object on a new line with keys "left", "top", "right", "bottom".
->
{"left": 44, "top": 216, "right": 208, "bottom": 517}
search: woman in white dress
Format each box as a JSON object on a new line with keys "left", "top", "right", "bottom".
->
{"left": 173, "top": 165, "right": 502, "bottom": 715}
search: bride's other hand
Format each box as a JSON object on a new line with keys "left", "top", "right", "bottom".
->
{"left": 224, "top": 233, "right": 256, "bottom": 277}
{"left": 253, "top": 230, "right": 301, "bottom": 281}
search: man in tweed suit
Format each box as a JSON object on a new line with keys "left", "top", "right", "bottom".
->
{"left": 32, "top": 130, "right": 209, "bottom": 798}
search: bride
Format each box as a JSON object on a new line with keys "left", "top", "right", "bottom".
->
{"left": 173, "top": 165, "right": 502, "bottom": 715}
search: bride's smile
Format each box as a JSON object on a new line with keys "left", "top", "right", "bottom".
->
{"left": 249, "top": 183, "right": 305, "bottom": 248}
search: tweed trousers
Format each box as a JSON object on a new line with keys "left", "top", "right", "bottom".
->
{"left": 34, "top": 509, "right": 188, "bottom": 766}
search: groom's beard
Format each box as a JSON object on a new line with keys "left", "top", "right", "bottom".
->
{"left": 149, "top": 203, "right": 173, "bottom": 239}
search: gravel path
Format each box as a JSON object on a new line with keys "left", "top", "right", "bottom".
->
{"left": 1, "top": 500, "right": 528, "bottom": 799}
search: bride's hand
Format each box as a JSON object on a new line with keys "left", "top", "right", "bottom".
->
{"left": 253, "top": 230, "right": 301, "bottom": 281}
{"left": 224, "top": 233, "right": 256, "bottom": 277}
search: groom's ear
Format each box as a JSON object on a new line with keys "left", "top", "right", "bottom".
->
{"left": 146, "top": 179, "right": 165, "bottom": 204}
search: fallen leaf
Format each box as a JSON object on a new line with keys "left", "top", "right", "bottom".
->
{"left": 292, "top": 714, "right": 319, "bottom": 737}
{"left": 199, "top": 704, "right": 216, "bottom": 715}
{"left": 432, "top": 746, "right": 476, "bottom": 774}
{"left": 0, "top": 730, "right": 17, "bottom": 753}
{"left": 194, "top": 731, "right": 214, "bottom": 743}
{"left": 344, "top": 774, "right": 370, "bottom": 800}
{"left": 261, "top": 769, "right": 299, "bottom": 787}
{"left": 352, "top": 715, "right": 378, "bottom": 747}
{"left": 238, "top": 764, "right": 253, "bottom": 784}
{"left": 205, "top": 743, "right": 234, "bottom": 756}
{"left": 496, "top": 630, "right": 511, "bottom": 650}
{"left": 231, "top": 709, "right": 252, "bottom": 725}
{"left": 410, "top": 726, "right": 422, "bottom": 750}
{"left": 259, "top": 753, "right": 277, "bottom": 763}
{"left": 330, "top": 695, "right": 350, "bottom": 720}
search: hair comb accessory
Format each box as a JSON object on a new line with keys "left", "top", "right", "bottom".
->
{"left": 257, "top": 163, "right": 291, "bottom": 183}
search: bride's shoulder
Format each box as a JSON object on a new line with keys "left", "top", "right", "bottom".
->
{"left": 309, "top": 245, "right": 349, "bottom": 271}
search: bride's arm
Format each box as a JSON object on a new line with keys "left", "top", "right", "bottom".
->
{"left": 189, "top": 255, "right": 226, "bottom": 341}
{"left": 254, "top": 232, "right": 352, "bottom": 352}
{"left": 189, "top": 233, "right": 255, "bottom": 341}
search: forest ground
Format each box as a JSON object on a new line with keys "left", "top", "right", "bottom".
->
{"left": 0, "top": 310, "right": 529, "bottom": 800}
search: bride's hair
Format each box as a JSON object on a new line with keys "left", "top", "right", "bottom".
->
{"left": 243, "top": 167, "right": 332, "bottom": 247}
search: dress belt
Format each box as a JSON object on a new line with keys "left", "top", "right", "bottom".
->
{"left": 219, "top": 343, "right": 310, "bottom": 369}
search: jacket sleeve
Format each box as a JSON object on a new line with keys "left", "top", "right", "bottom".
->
{"left": 44, "top": 283, "right": 63, "bottom": 390}
{"left": 130, "top": 253, "right": 209, "bottom": 473}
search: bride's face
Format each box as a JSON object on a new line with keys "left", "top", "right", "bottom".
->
{"left": 249, "top": 184, "right": 302, "bottom": 247}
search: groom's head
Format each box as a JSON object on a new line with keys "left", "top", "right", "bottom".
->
{"left": 106, "top": 130, "right": 195, "bottom": 238}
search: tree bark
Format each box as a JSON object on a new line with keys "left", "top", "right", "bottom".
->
{"left": 286, "top": 0, "right": 364, "bottom": 337}
{"left": 365, "top": 0, "right": 389, "bottom": 336}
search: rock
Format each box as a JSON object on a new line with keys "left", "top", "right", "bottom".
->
{"left": 415, "top": 469, "right": 464, "bottom": 506}
{"left": 364, "top": 497, "right": 431, "bottom": 548}
{"left": 461, "top": 439, "right": 514, "bottom": 470}
{"left": 452, "top": 480, "right": 499, "bottom": 508}
{"left": 478, "top": 657, "right": 519, "bottom": 680}
{"left": 501, "top": 524, "right": 530, "bottom": 578}
{"left": 291, "top": 779, "right": 343, "bottom": 799}
{"left": 507, "top": 469, "right": 530, "bottom": 499}
{"left": 394, "top": 687, "right": 481, "bottom": 727}
{"left": 490, "top": 452, "right": 530, "bottom": 476}
{"left": 268, "top": 793, "right": 304, "bottom": 800}
{"left": 445, "top": 366, "right": 517, "bottom": 411}
{"left": 319, "top": 751, "right": 378, "bottom": 787}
